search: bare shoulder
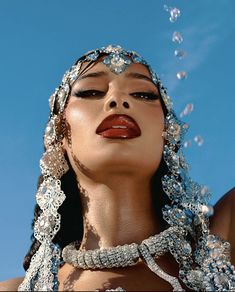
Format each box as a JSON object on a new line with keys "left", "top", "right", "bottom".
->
{"left": 210, "top": 187, "right": 235, "bottom": 238}
{"left": 210, "top": 187, "right": 235, "bottom": 264}
{"left": 0, "top": 277, "right": 24, "bottom": 291}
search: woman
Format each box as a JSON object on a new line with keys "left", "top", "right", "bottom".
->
{"left": 1, "top": 45, "right": 235, "bottom": 291}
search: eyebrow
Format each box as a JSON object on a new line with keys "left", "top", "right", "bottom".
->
{"left": 125, "top": 72, "right": 155, "bottom": 84}
{"left": 77, "top": 71, "right": 107, "bottom": 80}
{"left": 77, "top": 71, "right": 155, "bottom": 85}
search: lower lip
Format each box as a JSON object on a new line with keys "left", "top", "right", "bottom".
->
{"left": 97, "top": 128, "right": 140, "bottom": 139}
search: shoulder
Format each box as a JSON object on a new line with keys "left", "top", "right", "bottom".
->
{"left": 210, "top": 187, "right": 235, "bottom": 264}
{"left": 0, "top": 277, "right": 24, "bottom": 291}
{"left": 210, "top": 187, "right": 235, "bottom": 238}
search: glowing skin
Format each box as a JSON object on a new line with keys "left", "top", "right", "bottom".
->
{"left": 62, "top": 61, "right": 165, "bottom": 252}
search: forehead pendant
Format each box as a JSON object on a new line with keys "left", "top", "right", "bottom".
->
{"left": 102, "top": 45, "right": 132, "bottom": 74}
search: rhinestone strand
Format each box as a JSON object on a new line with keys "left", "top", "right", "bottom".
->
{"left": 138, "top": 244, "right": 184, "bottom": 291}
{"left": 62, "top": 227, "right": 184, "bottom": 290}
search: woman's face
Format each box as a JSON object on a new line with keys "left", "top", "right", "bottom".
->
{"left": 63, "top": 61, "right": 165, "bottom": 181}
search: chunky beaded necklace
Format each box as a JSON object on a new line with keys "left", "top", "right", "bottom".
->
{"left": 62, "top": 226, "right": 187, "bottom": 291}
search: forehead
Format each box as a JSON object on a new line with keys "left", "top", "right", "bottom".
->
{"left": 78, "top": 61, "right": 153, "bottom": 80}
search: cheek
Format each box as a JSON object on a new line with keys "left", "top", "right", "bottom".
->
{"left": 65, "top": 101, "right": 97, "bottom": 141}
{"left": 65, "top": 103, "right": 92, "bottom": 151}
{"left": 141, "top": 108, "right": 165, "bottom": 166}
{"left": 142, "top": 105, "right": 165, "bottom": 141}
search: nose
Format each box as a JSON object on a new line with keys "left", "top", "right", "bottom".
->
{"left": 104, "top": 92, "right": 130, "bottom": 112}
{"left": 109, "top": 100, "right": 129, "bottom": 109}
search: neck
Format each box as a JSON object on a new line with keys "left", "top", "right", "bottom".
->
{"left": 76, "top": 172, "right": 161, "bottom": 250}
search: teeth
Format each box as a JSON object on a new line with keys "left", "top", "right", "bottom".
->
{"left": 111, "top": 125, "right": 127, "bottom": 129}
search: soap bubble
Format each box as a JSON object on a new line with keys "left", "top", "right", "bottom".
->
{"left": 172, "top": 31, "right": 183, "bottom": 44}
{"left": 180, "top": 103, "right": 194, "bottom": 117}
{"left": 176, "top": 71, "right": 188, "bottom": 80}
{"left": 183, "top": 140, "right": 192, "bottom": 148}
{"left": 164, "top": 5, "right": 181, "bottom": 22}
{"left": 169, "top": 7, "right": 181, "bottom": 22}
{"left": 174, "top": 49, "right": 187, "bottom": 59}
{"left": 194, "top": 135, "right": 204, "bottom": 146}
{"left": 201, "top": 185, "right": 209, "bottom": 196}
{"left": 163, "top": 4, "right": 169, "bottom": 11}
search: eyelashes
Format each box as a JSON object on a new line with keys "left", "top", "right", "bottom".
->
{"left": 74, "top": 90, "right": 105, "bottom": 98}
{"left": 73, "top": 90, "right": 160, "bottom": 101}
{"left": 130, "top": 92, "right": 159, "bottom": 100}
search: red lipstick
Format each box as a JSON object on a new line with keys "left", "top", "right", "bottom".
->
{"left": 96, "top": 114, "right": 141, "bottom": 139}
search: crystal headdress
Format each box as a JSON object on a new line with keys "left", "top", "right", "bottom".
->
{"left": 18, "top": 45, "right": 235, "bottom": 291}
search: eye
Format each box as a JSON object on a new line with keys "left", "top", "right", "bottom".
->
{"left": 130, "top": 92, "right": 160, "bottom": 101}
{"left": 73, "top": 89, "right": 105, "bottom": 98}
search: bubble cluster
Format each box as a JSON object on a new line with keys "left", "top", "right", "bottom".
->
{"left": 172, "top": 31, "right": 183, "bottom": 44}
{"left": 164, "top": 5, "right": 181, "bottom": 22}
{"left": 183, "top": 136, "right": 204, "bottom": 148}
{"left": 170, "top": 8, "right": 181, "bottom": 22}
{"left": 163, "top": 3, "right": 205, "bottom": 150}
{"left": 180, "top": 103, "right": 194, "bottom": 118}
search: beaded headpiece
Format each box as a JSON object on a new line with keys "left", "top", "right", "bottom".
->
{"left": 18, "top": 45, "right": 235, "bottom": 291}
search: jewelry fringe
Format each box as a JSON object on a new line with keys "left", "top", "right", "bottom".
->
{"left": 138, "top": 244, "right": 184, "bottom": 291}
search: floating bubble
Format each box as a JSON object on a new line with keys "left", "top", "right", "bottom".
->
{"left": 201, "top": 185, "right": 209, "bottom": 196}
{"left": 180, "top": 103, "right": 194, "bottom": 117}
{"left": 183, "top": 140, "right": 192, "bottom": 148}
{"left": 164, "top": 5, "right": 181, "bottom": 22}
{"left": 172, "top": 31, "right": 183, "bottom": 44}
{"left": 176, "top": 71, "right": 188, "bottom": 80}
{"left": 183, "top": 123, "right": 190, "bottom": 130}
{"left": 163, "top": 4, "right": 169, "bottom": 11}
{"left": 170, "top": 7, "right": 181, "bottom": 22}
{"left": 174, "top": 49, "right": 187, "bottom": 59}
{"left": 194, "top": 135, "right": 204, "bottom": 146}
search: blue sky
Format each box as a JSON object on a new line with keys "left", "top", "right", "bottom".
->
{"left": 0, "top": 0, "right": 234, "bottom": 280}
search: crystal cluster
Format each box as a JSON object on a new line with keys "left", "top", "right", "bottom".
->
{"left": 40, "top": 144, "right": 69, "bottom": 178}
{"left": 18, "top": 242, "right": 61, "bottom": 291}
{"left": 103, "top": 52, "right": 132, "bottom": 74}
{"left": 36, "top": 178, "right": 65, "bottom": 215}
{"left": 103, "top": 288, "right": 126, "bottom": 292}
{"left": 160, "top": 92, "right": 235, "bottom": 290}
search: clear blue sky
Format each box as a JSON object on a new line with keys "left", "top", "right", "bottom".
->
{"left": 0, "top": 0, "right": 234, "bottom": 280}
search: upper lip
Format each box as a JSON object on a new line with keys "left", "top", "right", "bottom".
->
{"left": 96, "top": 114, "right": 141, "bottom": 136}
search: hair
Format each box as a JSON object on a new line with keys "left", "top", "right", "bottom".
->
{"left": 23, "top": 63, "right": 171, "bottom": 272}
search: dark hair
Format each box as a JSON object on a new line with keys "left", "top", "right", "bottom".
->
{"left": 23, "top": 156, "right": 170, "bottom": 271}
{"left": 23, "top": 70, "right": 171, "bottom": 271}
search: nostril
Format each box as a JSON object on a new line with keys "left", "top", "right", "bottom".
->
{"left": 109, "top": 100, "right": 129, "bottom": 108}
{"left": 123, "top": 101, "right": 129, "bottom": 108}
{"left": 110, "top": 101, "right": 117, "bottom": 108}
